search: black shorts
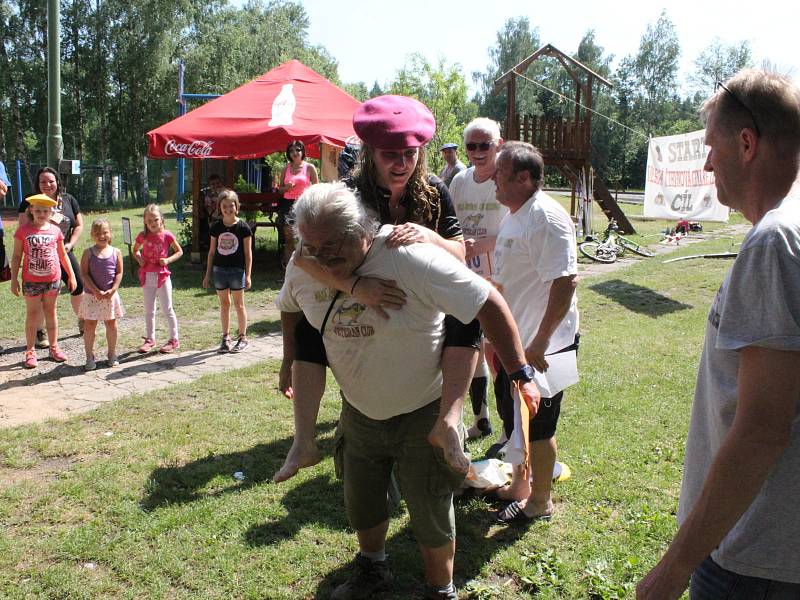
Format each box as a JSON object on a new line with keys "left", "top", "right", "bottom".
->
{"left": 61, "top": 250, "right": 84, "bottom": 296}
{"left": 494, "top": 370, "right": 563, "bottom": 441}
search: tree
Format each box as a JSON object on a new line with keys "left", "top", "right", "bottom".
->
{"left": 629, "top": 10, "right": 681, "bottom": 136}
{"left": 691, "top": 38, "right": 753, "bottom": 96}
{"left": 474, "top": 17, "right": 542, "bottom": 123}
{"left": 388, "top": 55, "right": 476, "bottom": 173}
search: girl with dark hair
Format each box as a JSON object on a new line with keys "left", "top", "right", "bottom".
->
{"left": 277, "top": 140, "right": 319, "bottom": 267}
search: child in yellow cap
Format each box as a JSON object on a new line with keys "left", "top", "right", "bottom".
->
{"left": 10, "top": 194, "right": 77, "bottom": 368}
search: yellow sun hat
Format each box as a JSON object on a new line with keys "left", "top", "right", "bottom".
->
{"left": 26, "top": 194, "right": 57, "bottom": 208}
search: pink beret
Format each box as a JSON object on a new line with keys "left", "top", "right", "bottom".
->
{"left": 352, "top": 95, "right": 435, "bottom": 149}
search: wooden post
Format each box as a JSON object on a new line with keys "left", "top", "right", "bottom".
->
{"left": 191, "top": 158, "right": 201, "bottom": 263}
{"left": 505, "top": 76, "right": 516, "bottom": 140}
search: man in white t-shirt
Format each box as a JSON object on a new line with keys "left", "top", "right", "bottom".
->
{"left": 637, "top": 70, "right": 800, "bottom": 600}
{"left": 449, "top": 118, "right": 509, "bottom": 442}
{"left": 490, "top": 141, "right": 579, "bottom": 524}
{"left": 277, "top": 182, "right": 539, "bottom": 600}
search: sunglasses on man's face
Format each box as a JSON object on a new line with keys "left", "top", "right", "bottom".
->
{"left": 465, "top": 142, "right": 493, "bottom": 152}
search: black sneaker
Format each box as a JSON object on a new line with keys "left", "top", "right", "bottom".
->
{"left": 330, "top": 554, "right": 393, "bottom": 600}
{"left": 217, "top": 335, "right": 232, "bottom": 353}
{"left": 230, "top": 336, "right": 249, "bottom": 353}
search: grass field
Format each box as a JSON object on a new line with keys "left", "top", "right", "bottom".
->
{"left": 0, "top": 199, "right": 749, "bottom": 598}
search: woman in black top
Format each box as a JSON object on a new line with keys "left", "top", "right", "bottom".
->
{"left": 275, "top": 95, "right": 479, "bottom": 483}
{"left": 19, "top": 167, "right": 85, "bottom": 337}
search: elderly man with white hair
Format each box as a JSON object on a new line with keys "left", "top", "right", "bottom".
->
{"left": 277, "top": 182, "right": 539, "bottom": 600}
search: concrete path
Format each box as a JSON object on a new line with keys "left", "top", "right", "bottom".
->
{"left": 0, "top": 221, "right": 748, "bottom": 430}
{"left": 0, "top": 332, "right": 283, "bottom": 429}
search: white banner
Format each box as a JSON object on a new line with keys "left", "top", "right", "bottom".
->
{"left": 644, "top": 129, "right": 729, "bottom": 222}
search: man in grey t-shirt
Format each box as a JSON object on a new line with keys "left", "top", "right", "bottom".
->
{"left": 438, "top": 143, "right": 465, "bottom": 187}
{"left": 638, "top": 70, "right": 800, "bottom": 599}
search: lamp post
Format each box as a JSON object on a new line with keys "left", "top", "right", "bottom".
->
{"left": 46, "top": 0, "right": 63, "bottom": 169}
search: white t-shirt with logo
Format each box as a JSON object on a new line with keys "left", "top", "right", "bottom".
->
{"left": 492, "top": 191, "right": 578, "bottom": 353}
{"left": 449, "top": 167, "right": 508, "bottom": 278}
{"left": 277, "top": 225, "right": 492, "bottom": 420}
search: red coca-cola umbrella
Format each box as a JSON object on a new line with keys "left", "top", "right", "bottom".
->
{"left": 147, "top": 60, "right": 361, "bottom": 160}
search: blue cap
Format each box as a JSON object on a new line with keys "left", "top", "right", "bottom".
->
{"left": 440, "top": 143, "right": 458, "bottom": 151}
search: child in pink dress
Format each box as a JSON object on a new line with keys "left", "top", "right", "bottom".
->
{"left": 10, "top": 194, "right": 76, "bottom": 368}
{"left": 132, "top": 204, "right": 182, "bottom": 353}
{"left": 79, "top": 218, "right": 124, "bottom": 370}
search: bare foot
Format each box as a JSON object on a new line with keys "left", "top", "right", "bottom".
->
{"left": 496, "top": 480, "right": 531, "bottom": 502}
{"left": 428, "top": 422, "right": 470, "bottom": 475}
{"left": 273, "top": 442, "right": 322, "bottom": 483}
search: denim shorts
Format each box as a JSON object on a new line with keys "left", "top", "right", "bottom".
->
{"left": 333, "top": 399, "right": 466, "bottom": 548}
{"left": 23, "top": 279, "right": 61, "bottom": 297}
{"left": 690, "top": 555, "right": 800, "bottom": 599}
{"left": 212, "top": 266, "right": 245, "bottom": 291}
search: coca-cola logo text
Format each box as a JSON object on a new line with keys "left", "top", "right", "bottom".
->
{"left": 164, "top": 139, "right": 215, "bottom": 157}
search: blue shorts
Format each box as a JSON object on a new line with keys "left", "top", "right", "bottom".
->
{"left": 212, "top": 266, "right": 245, "bottom": 291}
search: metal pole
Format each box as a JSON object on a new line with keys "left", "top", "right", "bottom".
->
{"left": 15, "top": 160, "right": 23, "bottom": 205}
{"left": 46, "top": 0, "right": 63, "bottom": 169}
{"left": 176, "top": 60, "right": 186, "bottom": 221}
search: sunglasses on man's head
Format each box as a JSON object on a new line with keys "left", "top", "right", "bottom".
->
{"left": 465, "top": 142, "right": 493, "bottom": 152}
{"left": 715, "top": 81, "right": 761, "bottom": 137}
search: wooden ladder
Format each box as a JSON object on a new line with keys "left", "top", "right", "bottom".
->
{"left": 592, "top": 176, "right": 636, "bottom": 234}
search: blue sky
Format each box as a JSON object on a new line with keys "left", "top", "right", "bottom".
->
{"left": 235, "top": 0, "right": 799, "bottom": 93}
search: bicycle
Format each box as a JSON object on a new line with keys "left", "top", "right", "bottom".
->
{"left": 579, "top": 219, "right": 655, "bottom": 264}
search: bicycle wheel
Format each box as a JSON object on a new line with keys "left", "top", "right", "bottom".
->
{"left": 579, "top": 241, "right": 617, "bottom": 263}
{"left": 618, "top": 236, "right": 655, "bottom": 257}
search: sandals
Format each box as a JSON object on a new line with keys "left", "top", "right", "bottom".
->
{"left": 494, "top": 500, "right": 553, "bottom": 525}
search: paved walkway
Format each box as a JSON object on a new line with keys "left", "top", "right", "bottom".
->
{"left": 0, "top": 222, "right": 748, "bottom": 430}
{"left": 0, "top": 333, "right": 283, "bottom": 428}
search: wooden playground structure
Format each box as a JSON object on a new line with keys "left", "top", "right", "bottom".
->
{"left": 493, "top": 44, "right": 635, "bottom": 234}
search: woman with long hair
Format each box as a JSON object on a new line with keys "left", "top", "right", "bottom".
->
{"left": 276, "top": 96, "right": 478, "bottom": 487}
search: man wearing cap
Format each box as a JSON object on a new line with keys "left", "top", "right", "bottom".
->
{"left": 278, "top": 181, "right": 538, "bottom": 600}
{"left": 438, "top": 143, "right": 465, "bottom": 187}
{"left": 277, "top": 96, "right": 480, "bottom": 492}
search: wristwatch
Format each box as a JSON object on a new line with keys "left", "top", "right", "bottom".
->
{"left": 508, "top": 364, "right": 535, "bottom": 382}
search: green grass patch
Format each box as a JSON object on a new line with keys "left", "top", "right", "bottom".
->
{"left": 0, "top": 226, "right": 749, "bottom": 598}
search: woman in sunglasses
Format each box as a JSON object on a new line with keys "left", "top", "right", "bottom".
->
{"left": 276, "top": 95, "right": 479, "bottom": 486}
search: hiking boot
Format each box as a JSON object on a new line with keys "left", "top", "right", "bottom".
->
{"left": 49, "top": 344, "right": 67, "bottom": 362}
{"left": 108, "top": 355, "right": 120, "bottom": 367}
{"left": 159, "top": 339, "right": 180, "bottom": 354}
{"left": 24, "top": 349, "right": 38, "bottom": 369}
{"left": 230, "top": 336, "right": 249, "bottom": 353}
{"left": 138, "top": 338, "right": 156, "bottom": 353}
{"left": 85, "top": 354, "right": 96, "bottom": 371}
{"left": 217, "top": 335, "right": 232, "bottom": 353}
{"left": 36, "top": 329, "right": 48, "bottom": 348}
{"left": 330, "top": 554, "right": 393, "bottom": 600}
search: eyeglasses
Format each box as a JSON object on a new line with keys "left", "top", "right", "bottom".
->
{"left": 465, "top": 142, "right": 493, "bottom": 152}
{"left": 301, "top": 235, "right": 347, "bottom": 264}
{"left": 716, "top": 81, "right": 761, "bottom": 137}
